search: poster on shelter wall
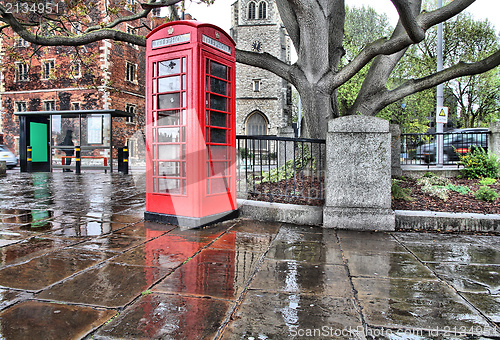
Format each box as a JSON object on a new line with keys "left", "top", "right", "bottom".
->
{"left": 88, "top": 115, "right": 103, "bottom": 144}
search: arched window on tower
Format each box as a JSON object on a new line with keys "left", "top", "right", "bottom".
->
{"left": 258, "top": 1, "right": 267, "bottom": 19}
{"left": 248, "top": 1, "right": 256, "bottom": 19}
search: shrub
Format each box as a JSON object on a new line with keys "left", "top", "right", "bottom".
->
{"left": 459, "top": 148, "right": 499, "bottom": 179}
{"left": 474, "top": 186, "right": 499, "bottom": 202}
{"left": 391, "top": 179, "right": 413, "bottom": 201}
{"left": 445, "top": 184, "right": 471, "bottom": 195}
{"left": 417, "top": 176, "right": 450, "bottom": 200}
{"left": 479, "top": 178, "right": 497, "bottom": 186}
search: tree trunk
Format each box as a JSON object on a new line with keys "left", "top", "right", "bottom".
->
{"left": 299, "top": 85, "right": 338, "bottom": 139}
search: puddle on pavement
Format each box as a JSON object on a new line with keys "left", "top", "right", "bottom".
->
{"left": 37, "top": 262, "right": 170, "bottom": 308}
{"left": 95, "top": 293, "right": 233, "bottom": 339}
{"left": 267, "top": 240, "right": 343, "bottom": 264}
{"left": 153, "top": 248, "right": 258, "bottom": 300}
{"left": 0, "top": 300, "right": 116, "bottom": 339}
{"left": 250, "top": 260, "right": 352, "bottom": 297}
{"left": 74, "top": 234, "right": 146, "bottom": 252}
{"left": 461, "top": 293, "right": 500, "bottom": 323}
{"left": 0, "top": 248, "right": 114, "bottom": 291}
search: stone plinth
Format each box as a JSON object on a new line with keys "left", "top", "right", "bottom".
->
{"left": 323, "top": 116, "right": 395, "bottom": 231}
{"left": 390, "top": 124, "right": 402, "bottom": 178}
{"left": 490, "top": 121, "right": 500, "bottom": 157}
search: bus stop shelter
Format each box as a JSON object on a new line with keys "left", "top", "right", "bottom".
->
{"left": 16, "top": 109, "right": 134, "bottom": 173}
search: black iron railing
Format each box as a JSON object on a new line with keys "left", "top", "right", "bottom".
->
{"left": 236, "top": 135, "right": 326, "bottom": 205}
{"left": 401, "top": 131, "right": 490, "bottom": 167}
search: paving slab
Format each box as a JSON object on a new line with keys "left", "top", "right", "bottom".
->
{"left": 0, "top": 300, "right": 116, "bottom": 339}
{"left": 345, "top": 252, "right": 436, "bottom": 279}
{"left": 153, "top": 248, "right": 260, "bottom": 300}
{"left": 250, "top": 260, "right": 352, "bottom": 297}
{"left": 0, "top": 237, "right": 78, "bottom": 267}
{"left": 405, "top": 243, "right": 500, "bottom": 264}
{"left": 222, "top": 291, "right": 363, "bottom": 339}
{"left": 428, "top": 263, "right": 500, "bottom": 294}
{"left": 95, "top": 293, "right": 234, "bottom": 339}
{"left": 353, "top": 277, "right": 493, "bottom": 333}
{"left": 37, "top": 262, "right": 171, "bottom": 308}
{"left": 0, "top": 248, "right": 114, "bottom": 291}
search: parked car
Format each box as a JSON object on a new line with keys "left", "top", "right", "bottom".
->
{"left": 415, "top": 128, "right": 489, "bottom": 163}
{"left": 0, "top": 145, "right": 18, "bottom": 169}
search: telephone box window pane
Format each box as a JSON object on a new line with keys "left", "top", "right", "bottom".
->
{"left": 158, "top": 178, "right": 181, "bottom": 194}
{"left": 153, "top": 79, "right": 157, "bottom": 93}
{"left": 158, "top": 161, "right": 181, "bottom": 176}
{"left": 182, "top": 92, "right": 186, "bottom": 106}
{"left": 210, "top": 128, "right": 226, "bottom": 144}
{"left": 210, "top": 61, "right": 227, "bottom": 79}
{"left": 208, "top": 146, "right": 228, "bottom": 160}
{"left": 181, "top": 127, "right": 186, "bottom": 142}
{"left": 153, "top": 178, "right": 157, "bottom": 192}
{"left": 158, "top": 110, "right": 180, "bottom": 126}
{"left": 158, "top": 128, "right": 180, "bottom": 142}
{"left": 210, "top": 112, "right": 226, "bottom": 127}
{"left": 208, "top": 162, "right": 227, "bottom": 177}
{"left": 159, "top": 59, "right": 180, "bottom": 76}
{"left": 153, "top": 63, "right": 157, "bottom": 77}
{"left": 158, "top": 145, "right": 180, "bottom": 160}
{"left": 210, "top": 77, "right": 227, "bottom": 95}
{"left": 182, "top": 75, "right": 186, "bottom": 90}
{"left": 211, "top": 178, "right": 229, "bottom": 194}
{"left": 210, "top": 94, "right": 227, "bottom": 111}
{"left": 153, "top": 162, "right": 156, "bottom": 175}
{"left": 159, "top": 76, "right": 180, "bottom": 92}
{"left": 153, "top": 96, "right": 157, "bottom": 110}
{"left": 158, "top": 93, "right": 180, "bottom": 109}
{"left": 153, "top": 128, "right": 157, "bottom": 143}
{"left": 182, "top": 110, "right": 186, "bottom": 125}
{"left": 182, "top": 58, "right": 186, "bottom": 72}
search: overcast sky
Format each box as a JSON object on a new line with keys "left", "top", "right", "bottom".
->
{"left": 185, "top": 0, "right": 500, "bottom": 36}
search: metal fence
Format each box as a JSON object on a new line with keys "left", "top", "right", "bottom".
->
{"left": 401, "top": 130, "right": 490, "bottom": 167}
{"left": 236, "top": 135, "right": 326, "bottom": 205}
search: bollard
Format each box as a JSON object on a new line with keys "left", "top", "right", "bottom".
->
{"left": 27, "top": 146, "right": 32, "bottom": 173}
{"left": 75, "top": 146, "right": 81, "bottom": 174}
{"left": 123, "top": 147, "right": 129, "bottom": 174}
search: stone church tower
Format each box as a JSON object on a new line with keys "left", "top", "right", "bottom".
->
{"left": 230, "top": 0, "right": 292, "bottom": 136}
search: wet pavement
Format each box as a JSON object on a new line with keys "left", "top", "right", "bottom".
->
{"left": 1, "top": 171, "right": 500, "bottom": 339}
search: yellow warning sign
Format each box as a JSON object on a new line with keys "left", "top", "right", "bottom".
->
{"left": 436, "top": 106, "right": 448, "bottom": 124}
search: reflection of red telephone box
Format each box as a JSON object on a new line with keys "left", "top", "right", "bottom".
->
{"left": 144, "top": 21, "right": 237, "bottom": 228}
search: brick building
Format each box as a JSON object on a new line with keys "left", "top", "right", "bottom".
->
{"left": 230, "top": 0, "right": 292, "bottom": 136}
{"left": 0, "top": 1, "right": 167, "bottom": 163}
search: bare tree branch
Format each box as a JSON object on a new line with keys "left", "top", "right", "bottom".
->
{"left": 324, "top": 0, "right": 475, "bottom": 92}
{"left": 373, "top": 49, "right": 500, "bottom": 112}
{"left": 390, "top": 0, "right": 425, "bottom": 43}
{"left": 235, "top": 48, "right": 296, "bottom": 84}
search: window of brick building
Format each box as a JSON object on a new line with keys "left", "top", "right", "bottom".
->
{"left": 15, "top": 63, "right": 29, "bottom": 82}
{"left": 15, "top": 37, "right": 28, "bottom": 47}
{"left": 125, "top": 104, "right": 136, "bottom": 124}
{"left": 42, "top": 59, "right": 55, "bottom": 79}
{"left": 71, "top": 62, "right": 81, "bottom": 78}
{"left": 44, "top": 100, "right": 56, "bottom": 111}
{"left": 126, "top": 62, "right": 137, "bottom": 83}
{"left": 15, "top": 102, "right": 27, "bottom": 113}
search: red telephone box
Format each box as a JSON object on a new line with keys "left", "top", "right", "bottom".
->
{"left": 144, "top": 21, "right": 237, "bottom": 228}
